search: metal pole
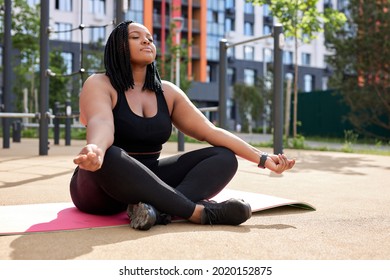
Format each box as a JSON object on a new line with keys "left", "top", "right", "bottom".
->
{"left": 172, "top": 17, "right": 184, "bottom": 151}
{"left": 39, "top": 1, "right": 50, "bottom": 155}
{"left": 273, "top": 24, "right": 284, "bottom": 154}
{"left": 65, "top": 100, "right": 71, "bottom": 146}
{"left": 116, "top": 0, "right": 125, "bottom": 24}
{"left": 53, "top": 102, "right": 60, "bottom": 145}
{"left": 218, "top": 39, "right": 228, "bottom": 129}
{"left": 176, "top": 32, "right": 185, "bottom": 151}
{"left": 2, "top": 0, "right": 12, "bottom": 149}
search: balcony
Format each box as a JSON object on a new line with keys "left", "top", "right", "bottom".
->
{"left": 153, "top": 14, "right": 200, "bottom": 33}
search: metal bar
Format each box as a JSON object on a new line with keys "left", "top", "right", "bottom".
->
{"left": 39, "top": 1, "right": 50, "bottom": 155}
{"left": 0, "top": 113, "right": 39, "bottom": 118}
{"left": 218, "top": 39, "right": 228, "bottom": 129}
{"left": 273, "top": 24, "right": 284, "bottom": 154}
{"left": 227, "top": 34, "right": 273, "bottom": 48}
{"left": 198, "top": 106, "right": 218, "bottom": 112}
{"left": 2, "top": 0, "right": 12, "bottom": 149}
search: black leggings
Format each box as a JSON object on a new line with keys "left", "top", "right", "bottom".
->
{"left": 69, "top": 145, "right": 238, "bottom": 219}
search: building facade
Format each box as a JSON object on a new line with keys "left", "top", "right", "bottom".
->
{"left": 2, "top": 0, "right": 346, "bottom": 129}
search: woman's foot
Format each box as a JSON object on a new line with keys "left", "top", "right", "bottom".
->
{"left": 199, "top": 198, "right": 252, "bottom": 225}
{"left": 127, "top": 202, "right": 171, "bottom": 230}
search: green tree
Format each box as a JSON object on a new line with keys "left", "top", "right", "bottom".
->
{"left": 0, "top": 1, "right": 75, "bottom": 117}
{"left": 0, "top": 0, "right": 40, "bottom": 113}
{"left": 48, "top": 50, "right": 72, "bottom": 108}
{"left": 233, "top": 82, "right": 265, "bottom": 133}
{"left": 248, "top": 0, "right": 346, "bottom": 137}
{"left": 156, "top": 22, "right": 192, "bottom": 93}
{"left": 325, "top": 0, "right": 390, "bottom": 139}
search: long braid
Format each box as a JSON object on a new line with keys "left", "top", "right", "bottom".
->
{"left": 104, "top": 21, "right": 163, "bottom": 94}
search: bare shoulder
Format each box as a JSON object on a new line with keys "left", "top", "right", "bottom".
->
{"left": 161, "top": 80, "right": 185, "bottom": 96}
{"left": 81, "top": 74, "right": 116, "bottom": 99}
{"left": 161, "top": 80, "right": 187, "bottom": 102}
{"left": 82, "top": 73, "right": 112, "bottom": 91}
{"left": 79, "top": 74, "right": 116, "bottom": 124}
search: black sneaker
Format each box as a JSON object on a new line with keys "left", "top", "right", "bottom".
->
{"left": 127, "top": 202, "right": 171, "bottom": 231}
{"left": 200, "top": 198, "right": 252, "bottom": 226}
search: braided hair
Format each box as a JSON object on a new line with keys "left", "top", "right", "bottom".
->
{"left": 104, "top": 21, "right": 162, "bottom": 94}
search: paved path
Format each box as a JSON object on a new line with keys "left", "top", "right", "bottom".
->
{"left": 1, "top": 138, "right": 390, "bottom": 260}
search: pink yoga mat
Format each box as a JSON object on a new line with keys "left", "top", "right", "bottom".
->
{"left": 0, "top": 189, "right": 315, "bottom": 235}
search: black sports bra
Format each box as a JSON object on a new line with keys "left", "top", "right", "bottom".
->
{"left": 112, "top": 89, "right": 172, "bottom": 153}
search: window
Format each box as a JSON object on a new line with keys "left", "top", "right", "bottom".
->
{"left": 89, "top": 0, "right": 106, "bottom": 15}
{"left": 54, "top": 23, "right": 72, "bottom": 41}
{"left": 244, "top": 46, "right": 254, "bottom": 60}
{"left": 227, "top": 46, "right": 235, "bottom": 59}
{"left": 206, "top": 65, "right": 211, "bottom": 83}
{"left": 226, "top": 0, "right": 235, "bottom": 9}
{"left": 225, "top": 18, "right": 235, "bottom": 32}
{"left": 244, "top": 22, "right": 254, "bottom": 36}
{"left": 227, "top": 68, "right": 236, "bottom": 86}
{"left": 90, "top": 27, "right": 106, "bottom": 43}
{"left": 302, "top": 53, "right": 311, "bottom": 66}
{"left": 61, "top": 52, "right": 73, "bottom": 75}
{"left": 263, "top": 4, "right": 271, "bottom": 16}
{"left": 127, "top": 0, "right": 143, "bottom": 23}
{"left": 304, "top": 74, "right": 313, "bottom": 92}
{"left": 244, "top": 69, "right": 256, "bottom": 86}
{"left": 86, "top": 54, "right": 103, "bottom": 73}
{"left": 206, "top": 4, "right": 225, "bottom": 61}
{"left": 244, "top": 1, "right": 254, "bottom": 14}
{"left": 206, "top": 35, "right": 221, "bottom": 60}
{"left": 55, "top": 0, "right": 72, "bottom": 12}
{"left": 207, "top": 64, "right": 217, "bottom": 82}
{"left": 263, "top": 24, "right": 272, "bottom": 36}
{"left": 264, "top": 48, "right": 273, "bottom": 63}
{"left": 283, "top": 51, "right": 293, "bottom": 65}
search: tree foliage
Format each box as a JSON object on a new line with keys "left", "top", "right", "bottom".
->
{"left": 247, "top": 0, "right": 346, "bottom": 137}
{"left": 156, "top": 22, "right": 192, "bottom": 93}
{"left": 233, "top": 81, "right": 266, "bottom": 132}
{"left": 0, "top": 0, "right": 71, "bottom": 115}
{"left": 325, "top": 0, "right": 390, "bottom": 139}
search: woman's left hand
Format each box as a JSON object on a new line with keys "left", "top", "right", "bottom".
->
{"left": 73, "top": 144, "right": 104, "bottom": 172}
{"left": 265, "top": 154, "right": 295, "bottom": 174}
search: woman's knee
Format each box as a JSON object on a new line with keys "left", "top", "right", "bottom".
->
{"left": 208, "top": 146, "right": 238, "bottom": 176}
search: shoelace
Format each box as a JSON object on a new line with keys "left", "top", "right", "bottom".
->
{"left": 203, "top": 207, "right": 225, "bottom": 225}
{"left": 157, "top": 213, "right": 171, "bottom": 225}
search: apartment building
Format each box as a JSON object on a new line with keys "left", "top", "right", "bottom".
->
{"left": 3, "top": 0, "right": 344, "bottom": 128}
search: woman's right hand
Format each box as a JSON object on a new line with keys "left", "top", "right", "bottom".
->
{"left": 73, "top": 144, "right": 104, "bottom": 172}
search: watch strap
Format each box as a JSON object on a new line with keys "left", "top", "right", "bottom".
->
{"left": 258, "top": 152, "right": 268, "bottom": 169}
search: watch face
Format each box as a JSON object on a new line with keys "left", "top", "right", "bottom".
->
{"left": 258, "top": 153, "right": 267, "bottom": 168}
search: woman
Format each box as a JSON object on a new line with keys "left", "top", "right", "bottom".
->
{"left": 70, "top": 21, "right": 295, "bottom": 231}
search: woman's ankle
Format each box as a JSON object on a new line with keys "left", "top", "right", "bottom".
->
{"left": 188, "top": 204, "right": 204, "bottom": 224}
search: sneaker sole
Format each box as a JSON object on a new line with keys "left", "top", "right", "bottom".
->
{"left": 228, "top": 199, "right": 252, "bottom": 225}
{"left": 129, "top": 203, "right": 157, "bottom": 231}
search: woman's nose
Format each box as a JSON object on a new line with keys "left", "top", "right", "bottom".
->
{"left": 142, "top": 38, "right": 150, "bottom": 44}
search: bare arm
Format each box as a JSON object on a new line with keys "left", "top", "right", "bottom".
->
{"left": 73, "top": 74, "right": 115, "bottom": 171}
{"left": 165, "top": 81, "right": 295, "bottom": 173}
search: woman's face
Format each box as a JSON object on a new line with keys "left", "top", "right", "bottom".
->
{"left": 127, "top": 23, "right": 156, "bottom": 65}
